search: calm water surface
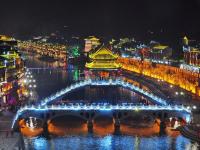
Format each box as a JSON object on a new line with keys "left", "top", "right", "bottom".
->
{"left": 24, "top": 134, "right": 198, "bottom": 150}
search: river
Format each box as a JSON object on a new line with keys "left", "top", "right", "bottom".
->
{"left": 22, "top": 53, "right": 199, "bottom": 150}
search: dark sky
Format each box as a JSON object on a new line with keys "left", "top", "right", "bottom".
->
{"left": 0, "top": 0, "right": 200, "bottom": 42}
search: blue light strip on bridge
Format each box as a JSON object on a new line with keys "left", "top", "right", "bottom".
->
{"left": 39, "top": 79, "right": 168, "bottom": 106}
{"left": 11, "top": 103, "right": 191, "bottom": 129}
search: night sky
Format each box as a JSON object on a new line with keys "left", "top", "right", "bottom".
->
{"left": 0, "top": 0, "right": 200, "bottom": 43}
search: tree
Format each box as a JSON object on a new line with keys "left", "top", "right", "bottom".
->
{"left": 71, "top": 46, "right": 80, "bottom": 58}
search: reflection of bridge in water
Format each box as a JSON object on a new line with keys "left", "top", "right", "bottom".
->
{"left": 11, "top": 78, "right": 193, "bottom": 135}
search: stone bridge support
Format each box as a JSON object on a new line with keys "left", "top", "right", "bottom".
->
{"left": 42, "top": 121, "right": 50, "bottom": 139}
{"left": 87, "top": 112, "right": 94, "bottom": 133}
{"left": 113, "top": 112, "right": 121, "bottom": 134}
{"left": 159, "top": 119, "right": 166, "bottom": 135}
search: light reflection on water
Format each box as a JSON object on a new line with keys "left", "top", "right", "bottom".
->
{"left": 24, "top": 134, "right": 197, "bottom": 150}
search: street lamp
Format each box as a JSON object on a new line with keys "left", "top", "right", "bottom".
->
{"left": 187, "top": 106, "right": 190, "bottom": 109}
{"left": 23, "top": 79, "right": 27, "bottom": 83}
{"left": 193, "top": 105, "right": 197, "bottom": 109}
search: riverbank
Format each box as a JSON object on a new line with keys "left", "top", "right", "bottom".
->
{"left": 0, "top": 111, "right": 24, "bottom": 149}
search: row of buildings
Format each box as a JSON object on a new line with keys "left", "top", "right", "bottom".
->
{"left": 0, "top": 35, "right": 25, "bottom": 108}
{"left": 83, "top": 36, "right": 173, "bottom": 72}
{"left": 83, "top": 36, "right": 200, "bottom": 71}
{"left": 181, "top": 36, "right": 200, "bottom": 73}
{"left": 83, "top": 36, "right": 172, "bottom": 65}
{"left": 83, "top": 36, "right": 200, "bottom": 97}
{"left": 19, "top": 41, "right": 67, "bottom": 62}
{"left": 111, "top": 38, "right": 172, "bottom": 63}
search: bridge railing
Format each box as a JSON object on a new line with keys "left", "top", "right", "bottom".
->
{"left": 18, "top": 103, "right": 192, "bottom": 113}
{"left": 38, "top": 78, "right": 169, "bottom": 106}
{"left": 11, "top": 103, "right": 192, "bottom": 129}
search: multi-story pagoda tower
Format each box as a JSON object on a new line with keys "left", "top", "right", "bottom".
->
{"left": 85, "top": 46, "right": 121, "bottom": 70}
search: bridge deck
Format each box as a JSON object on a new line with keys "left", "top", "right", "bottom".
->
{"left": 11, "top": 103, "right": 191, "bottom": 129}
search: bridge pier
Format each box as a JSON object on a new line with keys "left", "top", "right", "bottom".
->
{"left": 159, "top": 119, "right": 166, "bottom": 135}
{"left": 87, "top": 120, "right": 93, "bottom": 133}
{"left": 18, "top": 133, "right": 25, "bottom": 150}
{"left": 42, "top": 121, "right": 50, "bottom": 139}
{"left": 114, "top": 118, "right": 121, "bottom": 135}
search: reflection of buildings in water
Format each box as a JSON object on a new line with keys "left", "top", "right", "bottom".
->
{"left": 58, "top": 84, "right": 154, "bottom": 104}
{"left": 119, "top": 87, "right": 132, "bottom": 101}
{"left": 131, "top": 90, "right": 136, "bottom": 101}
{"left": 118, "top": 87, "right": 151, "bottom": 104}
{"left": 84, "top": 86, "right": 120, "bottom": 103}
{"left": 29, "top": 90, "right": 39, "bottom": 102}
{"left": 26, "top": 54, "right": 63, "bottom": 68}
{"left": 61, "top": 70, "right": 68, "bottom": 81}
{"left": 82, "top": 86, "right": 152, "bottom": 104}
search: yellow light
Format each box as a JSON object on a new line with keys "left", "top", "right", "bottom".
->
{"left": 86, "top": 46, "right": 121, "bottom": 69}
{"left": 118, "top": 57, "right": 200, "bottom": 96}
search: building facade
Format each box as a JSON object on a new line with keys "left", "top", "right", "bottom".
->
{"left": 183, "top": 36, "right": 200, "bottom": 66}
{"left": 0, "top": 35, "right": 25, "bottom": 108}
{"left": 85, "top": 46, "right": 121, "bottom": 70}
{"left": 84, "top": 36, "right": 100, "bottom": 53}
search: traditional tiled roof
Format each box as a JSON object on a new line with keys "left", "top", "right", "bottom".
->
{"left": 89, "top": 46, "right": 119, "bottom": 60}
{"left": 153, "top": 45, "right": 168, "bottom": 50}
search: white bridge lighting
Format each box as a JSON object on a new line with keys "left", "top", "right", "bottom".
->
{"left": 11, "top": 78, "right": 193, "bottom": 130}
{"left": 11, "top": 103, "right": 191, "bottom": 129}
{"left": 39, "top": 78, "right": 168, "bottom": 106}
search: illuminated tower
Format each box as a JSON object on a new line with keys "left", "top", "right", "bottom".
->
{"left": 85, "top": 46, "right": 121, "bottom": 69}
{"left": 84, "top": 36, "right": 100, "bottom": 52}
{"left": 182, "top": 36, "right": 200, "bottom": 66}
{"left": 183, "top": 36, "right": 189, "bottom": 46}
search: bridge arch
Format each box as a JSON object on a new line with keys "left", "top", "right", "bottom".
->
{"left": 48, "top": 111, "right": 88, "bottom": 123}
{"left": 39, "top": 79, "right": 168, "bottom": 106}
{"left": 20, "top": 117, "right": 44, "bottom": 129}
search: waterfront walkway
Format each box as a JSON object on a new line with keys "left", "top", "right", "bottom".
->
{"left": 0, "top": 132, "right": 21, "bottom": 150}
{"left": 0, "top": 111, "right": 24, "bottom": 150}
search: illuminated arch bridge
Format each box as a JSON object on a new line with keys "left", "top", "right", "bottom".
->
{"left": 11, "top": 78, "right": 192, "bottom": 132}
{"left": 11, "top": 103, "right": 192, "bottom": 131}
{"left": 39, "top": 78, "right": 168, "bottom": 106}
